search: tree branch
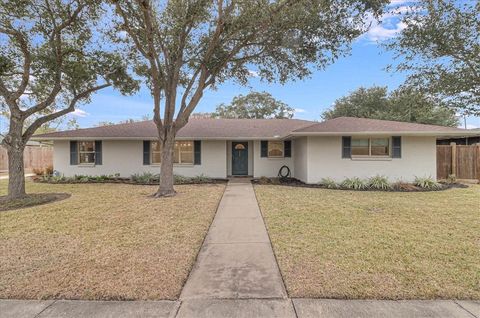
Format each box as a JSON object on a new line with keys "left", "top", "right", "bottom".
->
{"left": 22, "top": 83, "right": 111, "bottom": 141}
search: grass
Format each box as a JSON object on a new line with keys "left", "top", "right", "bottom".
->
{"left": 254, "top": 185, "right": 480, "bottom": 300}
{"left": 0, "top": 180, "right": 225, "bottom": 300}
{"left": 0, "top": 193, "right": 71, "bottom": 211}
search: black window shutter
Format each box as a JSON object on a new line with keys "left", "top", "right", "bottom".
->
{"left": 94, "top": 141, "right": 102, "bottom": 165}
{"left": 342, "top": 136, "right": 351, "bottom": 158}
{"left": 261, "top": 141, "right": 268, "bottom": 157}
{"left": 392, "top": 136, "right": 402, "bottom": 158}
{"left": 70, "top": 141, "right": 78, "bottom": 165}
{"left": 284, "top": 140, "right": 292, "bottom": 157}
{"left": 194, "top": 140, "right": 201, "bottom": 165}
{"left": 143, "top": 140, "right": 151, "bottom": 165}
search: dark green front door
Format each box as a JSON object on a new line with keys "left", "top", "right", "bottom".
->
{"left": 232, "top": 142, "right": 248, "bottom": 175}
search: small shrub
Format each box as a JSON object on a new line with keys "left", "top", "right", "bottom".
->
{"left": 446, "top": 174, "right": 457, "bottom": 184}
{"left": 341, "top": 177, "right": 367, "bottom": 190}
{"left": 190, "top": 174, "right": 212, "bottom": 184}
{"left": 130, "top": 172, "right": 158, "bottom": 183}
{"left": 320, "top": 177, "right": 338, "bottom": 189}
{"left": 174, "top": 174, "right": 189, "bottom": 184}
{"left": 414, "top": 176, "right": 441, "bottom": 190}
{"left": 367, "top": 175, "right": 392, "bottom": 190}
{"left": 32, "top": 168, "right": 44, "bottom": 176}
{"left": 45, "top": 166, "right": 54, "bottom": 175}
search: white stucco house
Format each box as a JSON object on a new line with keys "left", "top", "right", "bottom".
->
{"left": 32, "top": 117, "right": 477, "bottom": 183}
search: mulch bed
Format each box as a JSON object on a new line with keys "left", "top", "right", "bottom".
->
{"left": 33, "top": 177, "right": 228, "bottom": 186}
{"left": 0, "top": 193, "right": 71, "bottom": 212}
{"left": 251, "top": 177, "right": 469, "bottom": 192}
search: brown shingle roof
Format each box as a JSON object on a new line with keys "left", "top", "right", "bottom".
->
{"left": 32, "top": 117, "right": 475, "bottom": 140}
{"left": 33, "top": 118, "right": 315, "bottom": 139}
{"left": 292, "top": 117, "right": 469, "bottom": 134}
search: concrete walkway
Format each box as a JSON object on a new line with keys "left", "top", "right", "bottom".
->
{"left": 1, "top": 180, "right": 479, "bottom": 317}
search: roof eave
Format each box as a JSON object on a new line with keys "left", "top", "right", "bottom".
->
{"left": 30, "top": 136, "right": 290, "bottom": 141}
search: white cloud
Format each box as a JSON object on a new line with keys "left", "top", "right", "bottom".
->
{"left": 366, "top": 20, "right": 407, "bottom": 42}
{"left": 248, "top": 70, "right": 259, "bottom": 78}
{"left": 294, "top": 108, "right": 307, "bottom": 113}
{"left": 117, "top": 30, "right": 128, "bottom": 39}
{"left": 361, "top": 2, "right": 416, "bottom": 43}
{"left": 465, "top": 124, "right": 478, "bottom": 129}
{"left": 387, "top": 0, "right": 413, "bottom": 6}
{"left": 71, "top": 109, "right": 89, "bottom": 117}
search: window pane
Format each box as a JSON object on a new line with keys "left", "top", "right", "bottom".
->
{"left": 351, "top": 138, "right": 369, "bottom": 156}
{"left": 371, "top": 138, "right": 389, "bottom": 156}
{"left": 181, "top": 151, "right": 193, "bottom": 164}
{"left": 151, "top": 141, "right": 161, "bottom": 152}
{"left": 178, "top": 141, "right": 193, "bottom": 152}
{"left": 174, "top": 147, "right": 180, "bottom": 163}
{"left": 79, "top": 141, "right": 94, "bottom": 152}
{"left": 152, "top": 152, "right": 161, "bottom": 164}
{"left": 79, "top": 152, "right": 95, "bottom": 164}
{"left": 268, "top": 141, "right": 284, "bottom": 157}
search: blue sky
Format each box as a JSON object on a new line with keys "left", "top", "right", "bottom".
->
{"left": 1, "top": 1, "right": 478, "bottom": 131}
{"left": 71, "top": 37, "right": 479, "bottom": 129}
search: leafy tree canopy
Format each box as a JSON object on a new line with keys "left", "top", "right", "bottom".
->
{"left": 386, "top": 0, "right": 479, "bottom": 115}
{"left": 0, "top": 0, "right": 138, "bottom": 198}
{"left": 322, "top": 86, "right": 459, "bottom": 127}
{"left": 213, "top": 91, "right": 294, "bottom": 119}
{"left": 110, "top": 0, "right": 388, "bottom": 196}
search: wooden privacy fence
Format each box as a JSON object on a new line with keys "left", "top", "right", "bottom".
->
{"left": 437, "top": 143, "right": 480, "bottom": 181}
{"left": 0, "top": 145, "right": 53, "bottom": 172}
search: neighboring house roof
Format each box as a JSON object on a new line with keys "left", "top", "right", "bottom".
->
{"left": 290, "top": 117, "right": 476, "bottom": 137}
{"left": 32, "top": 117, "right": 478, "bottom": 141}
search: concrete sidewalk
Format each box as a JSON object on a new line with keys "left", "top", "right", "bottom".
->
{"left": 179, "top": 179, "right": 287, "bottom": 300}
{"left": 1, "top": 180, "right": 479, "bottom": 318}
{"left": 1, "top": 299, "right": 478, "bottom": 318}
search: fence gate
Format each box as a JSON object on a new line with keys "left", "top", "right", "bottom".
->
{"left": 437, "top": 143, "right": 480, "bottom": 181}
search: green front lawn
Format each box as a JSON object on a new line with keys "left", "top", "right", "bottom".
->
{"left": 255, "top": 185, "right": 480, "bottom": 299}
{"left": 0, "top": 180, "right": 225, "bottom": 300}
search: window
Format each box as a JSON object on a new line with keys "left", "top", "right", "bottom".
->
{"left": 151, "top": 141, "right": 162, "bottom": 164}
{"left": 234, "top": 143, "right": 246, "bottom": 150}
{"left": 175, "top": 141, "right": 194, "bottom": 164}
{"left": 371, "top": 138, "right": 389, "bottom": 156}
{"left": 151, "top": 141, "right": 194, "bottom": 165}
{"left": 78, "top": 141, "right": 95, "bottom": 164}
{"left": 351, "top": 138, "right": 369, "bottom": 156}
{"left": 351, "top": 137, "right": 390, "bottom": 157}
{"left": 268, "top": 141, "right": 284, "bottom": 158}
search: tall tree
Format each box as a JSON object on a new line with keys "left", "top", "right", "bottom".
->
{"left": 111, "top": 0, "right": 386, "bottom": 197}
{"left": 322, "top": 86, "right": 459, "bottom": 127}
{"left": 213, "top": 91, "right": 294, "bottom": 119}
{"left": 386, "top": 0, "right": 480, "bottom": 115}
{"left": 0, "top": 0, "right": 137, "bottom": 199}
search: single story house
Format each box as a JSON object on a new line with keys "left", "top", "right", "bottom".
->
{"left": 32, "top": 117, "right": 478, "bottom": 183}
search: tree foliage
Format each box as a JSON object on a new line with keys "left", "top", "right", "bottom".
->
{"left": 386, "top": 0, "right": 480, "bottom": 115}
{"left": 0, "top": 0, "right": 138, "bottom": 198}
{"left": 213, "top": 91, "right": 294, "bottom": 119}
{"left": 322, "top": 86, "right": 459, "bottom": 127}
{"left": 110, "top": 0, "right": 387, "bottom": 196}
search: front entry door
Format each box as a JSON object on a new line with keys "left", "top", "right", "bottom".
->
{"left": 232, "top": 142, "right": 248, "bottom": 175}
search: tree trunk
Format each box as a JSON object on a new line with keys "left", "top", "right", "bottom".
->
{"left": 154, "top": 132, "right": 176, "bottom": 197}
{"left": 7, "top": 146, "right": 27, "bottom": 200}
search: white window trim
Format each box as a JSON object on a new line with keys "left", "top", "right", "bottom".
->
{"left": 351, "top": 137, "right": 391, "bottom": 158}
{"left": 78, "top": 141, "right": 96, "bottom": 166}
